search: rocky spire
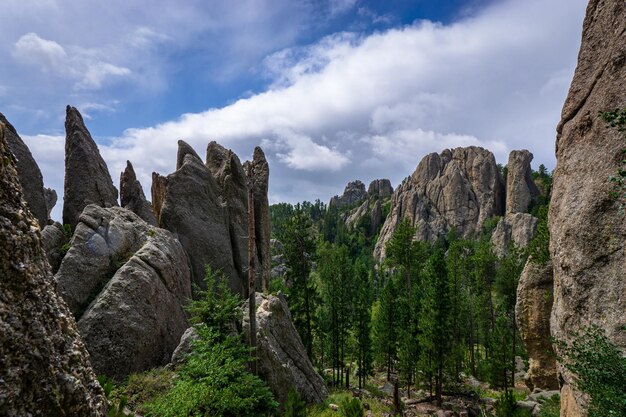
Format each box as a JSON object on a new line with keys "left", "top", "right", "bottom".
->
{"left": 505, "top": 150, "right": 539, "bottom": 215}
{"left": 63, "top": 105, "right": 118, "bottom": 230}
{"left": 120, "top": 160, "right": 157, "bottom": 225}
{"left": 0, "top": 112, "right": 48, "bottom": 227}
{"left": 0, "top": 122, "right": 107, "bottom": 416}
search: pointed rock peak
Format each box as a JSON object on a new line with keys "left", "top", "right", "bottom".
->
{"left": 206, "top": 141, "right": 245, "bottom": 186}
{"left": 176, "top": 140, "right": 202, "bottom": 169}
{"left": 253, "top": 146, "right": 267, "bottom": 163}
{"left": 120, "top": 161, "right": 156, "bottom": 226}
{"left": 0, "top": 112, "right": 18, "bottom": 136}
{"left": 123, "top": 160, "right": 137, "bottom": 179}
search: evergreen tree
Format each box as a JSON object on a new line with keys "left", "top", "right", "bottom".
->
{"left": 353, "top": 261, "right": 374, "bottom": 389}
{"left": 373, "top": 277, "right": 399, "bottom": 381}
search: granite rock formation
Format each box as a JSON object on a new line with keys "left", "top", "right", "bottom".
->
{"left": 506, "top": 150, "right": 539, "bottom": 215}
{"left": 491, "top": 213, "right": 538, "bottom": 258}
{"left": 549, "top": 1, "right": 626, "bottom": 415}
{"left": 55, "top": 204, "right": 191, "bottom": 379}
{"left": 63, "top": 106, "right": 118, "bottom": 230}
{"left": 120, "top": 161, "right": 157, "bottom": 225}
{"left": 515, "top": 259, "right": 559, "bottom": 391}
{"left": 344, "top": 179, "right": 393, "bottom": 235}
{"left": 243, "top": 293, "right": 328, "bottom": 404}
{"left": 329, "top": 180, "right": 367, "bottom": 209}
{"left": 44, "top": 187, "right": 57, "bottom": 221}
{"left": 368, "top": 179, "right": 393, "bottom": 199}
{"left": 41, "top": 221, "right": 69, "bottom": 273}
{"left": 0, "top": 112, "right": 48, "bottom": 227}
{"left": 0, "top": 122, "right": 107, "bottom": 416}
{"left": 375, "top": 147, "right": 504, "bottom": 261}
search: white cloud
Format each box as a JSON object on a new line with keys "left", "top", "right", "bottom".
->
{"left": 329, "top": 0, "right": 358, "bottom": 16}
{"left": 12, "top": 33, "right": 68, "bottom": 74}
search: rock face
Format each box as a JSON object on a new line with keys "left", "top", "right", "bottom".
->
{"left": 63, "top": 106, "right": 118, "bottom": 230}
{"left": 0, "top": 123, "right": 107, "bottom": 416}
{"left": 344, "top": 179, "right": 393, "bottom": 235}
{"left": 375, "top": 147, "right": 504, "bottom": 260}
{"left": 243, "top": 293, "right": 328, "bottom": 405}
{"left": 154, "top": 140, "right": 239, "bottom": 292}
{"left": 41, "top": 221, "right": 69, "bottom": 273}
{"left": 368, "top": 179, "right": 393, "bottom": 199}
{"left": 506, "top": 150, "right": 539, "bottom": 215}
{"left": 44, "top": 187, "right": 57, "bottom": 220}
{"left": 120, "top": 160, "right": 157, "bottom": 226}
{"left": 491, "top": 213, "right": 538, "bottom": 258}
{"left": 515, "top": 259, "right": 559, "bottom": 391}
{"left": 0, "top": 112, "right": 48, "bottom": 227}
{"left": 329, "top": 180, "right": 367, "bottom": 209}
{"left": 549, "top": 1, "right": 626, "bottom": 415}
{"left": 55, "top": 204, "right": 191, "bottom": 379}
{"left": 154, "top": 141, "right": 272, "bottom": 295}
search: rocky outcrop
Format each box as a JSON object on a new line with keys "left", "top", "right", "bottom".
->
{"left": 41, "top": 221, "right": 69, "bottom": 273}
{"left": 329, "top": 180, "right": 367, "bottom": 209}
{"left": 78, "top": 223, "right": 191, "bottom": 379}
{"left": 120, "top": 161, "right": 157, "bottom": 226}
{"left": 44, "top": 187, "right": 57, "bottom": 220}
{"left": 0, "top": 112, "right": 48, "bottom": 227}
{"left": 63, "top": 106, "right": 118, "bottom": 230}
{"left": 368, "top": 179, "right": 393, "bottom": 199}
{"left": 54, "top": 204, "right": 191, "bottom": 379}
{"left": 515, "top": 259, "right": 558, "bottom": 391}
{"left": 244, "top": 147, "right": 271, "bottom": 292}
{"left": 243, "top": 293, "right": 328, "bottom": 404}
{"left": 491, "top": 213, "right": 538, "bottom": 258}
{"left": 154, "top": 140, "right": 239, "bottom": 292}
{"left": 0, "top": 122, "right": 107, "bottom": 416}
{"left": 375, "top": 147, "right": 504, "bottom": 260}
{"left": 506, "top": 150, "right": 539, "bottom": 215}
{"left": 170, "top": 327, "right": 200, "bottom": 367}
{"left": 549, "top": 1, "right": 626, "bottom": 415}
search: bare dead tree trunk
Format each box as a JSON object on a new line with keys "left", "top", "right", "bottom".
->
{"left": 248, "top": 183, "right": 257, "bottom": 375}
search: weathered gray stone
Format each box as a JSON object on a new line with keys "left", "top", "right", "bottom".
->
{"left": 329, "top": 180, "right": 367, "bottom": 209}
{"left": 120, "top": 160, "right": 157, "bottom": 226}
{"left": 375, "top": 147, "right": 504, "bottom": 261}
{"left": 549, "top": 1, "right": 626, "bottom": 416}
{"left": 44, "top": 187, "right": 57, "bottom": 221}
{"left": 41, "top": 221, "right": 68, "bottom": 273}
{"left": 368, "top": 179, "right": 393, "bottom": 199}
{"left": 63, "top": 106, "right": 118, "bottom": 230}
{"left": 516, "top": 258, "right": 559, "bottom": 391}
{"left": 506, "top": 150, "right": 539, "bottom": 215}
{"left": 170, "top": 327, "right": 200, "bottom": 367}
{"left": 243, "top": 292, "right": 328, "bottom": 404}
{"left": 78, "top": 223, "right": 191, "bottom": 380}
{"left": 491, "top": 213, "right": 538, "bottom": 258}
{"left": 0, "top": 122, "right": 107, "bottom": 417}
{"left": 0, "top": 112, "right": 48, "bottom": 227}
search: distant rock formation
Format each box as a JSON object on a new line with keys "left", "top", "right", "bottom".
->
{"left": 0, "top": 112, "right": 48, "bottom": 227}
{"left": 44, "top": 187, "right": 57, "bottom": 220}
{"left": 243, "top": 293, "right": 328, "bottom": 404}
{"left": 63, "top": 106, "right": 118, "bottom": 230}
{"left": 374, "top": 146, "right": 504, "bottom": 261}
{"left": 344, "top": 179, "right": 393, "bottom": 235}
{"left": 120, "top": 160, "right": 157, "bottom": 225}
{"left": 506, "top": 150, "right": 539, "bottom": 215}
{"left": 0, "top": 122, "right": 107, "bottom": 416}
{"left": 329, "top": 180, "right": 367, "bottom": 209}
{"left": 55, "top": 204, "right": 191, "bottom": 379}
{"left": 549, "top": 1, "right": 626, "bottom": 415}
{"left": 491, "top": 213, "right": 537, "bottom": 258}
{"left": 154, "top": 140, "right": 271, "bottom": 295}
{"left": 368, "top": 179, "right": 393, "bottom": 199}
{"left": 515, "top": 259, "right": 559, "bottom": 391}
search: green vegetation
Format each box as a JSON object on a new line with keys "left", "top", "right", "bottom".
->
{"left": 537, "top": 394, "right": 560, "bottom": 417}
{"left": 338, "top": 397, "right": 364, "bottom": 417}
{"left": 142, "top": 268, "right": 277, "bottom": 417}
{"left": 600, "top": 108, "right": 626, "bottom": 209}
{"left": 559, "top": 325, "right": 626, "bottom": 417}
{"left": 284, "top": 388, "right": 307, "bottom": 417}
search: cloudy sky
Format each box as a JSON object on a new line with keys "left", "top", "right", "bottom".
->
{"left": 0, "top": 0, "right": 587, "bottom": 220}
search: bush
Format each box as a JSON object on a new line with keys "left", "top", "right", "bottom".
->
{"left": 143, "top": 268, "right": 278, "bottom": 417}
{"left": 339, "top": 397, "right": 364, "bottom": 417}
{"left": 124, "top": 368, "right": 175, "bottom": 412}
{"left": 495, "top": 391, "right": 531, "bottom": 417}
{"left": 284, "top": 388, "right": 306, "bottom": 417}
{"left": 559, "top": 325, "right": 626, "bottom": 417}
{"left": 537, "top": 394, "right": 560, "bottom": 417}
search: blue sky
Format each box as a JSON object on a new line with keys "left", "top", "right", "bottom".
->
{"left": 0, "top": 0, "right": 587, "bottom": 219}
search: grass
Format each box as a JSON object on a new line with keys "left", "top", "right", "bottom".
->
{"left": 306, "top": 389, "right": 392, "bottom": 417}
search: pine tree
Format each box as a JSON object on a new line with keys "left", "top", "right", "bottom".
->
{"left": 373, "top": 277, "right": 399, "bottom": 381}
{"left": 353, "top": 261, "right": 373, "bottom": 389}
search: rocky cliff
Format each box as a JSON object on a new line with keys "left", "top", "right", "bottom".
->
{"left": 344, "top": 179, "right": 393, "bottom": 235}
{"left": 374, "top": 146, "right": 504, "bottom": 261}
{"left": 549, "top": 0, "right": 626, "bottom": 415}
{"left": 0, "top": 123, "right": 107, "bottom": 416}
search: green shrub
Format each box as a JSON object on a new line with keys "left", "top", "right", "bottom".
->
{"left": 559, "top": 325, "right": 626, "bottom": 417}
{"left": 495, "top": 391, "right": 531, "bottom": 417}
{"left": 339, "top": 397, "right": 364, "bottom": 417}
{"left": 284, "top": 388, "right": 306, "bottom": 417}
{"left": 537, "top": 394, "right": 560, "bottom": 417}
{"left": 124, "top": 368, "right": 175, "bottom": 412}
{"left": 142, "top": 267, "right": 277, "bottom": 417}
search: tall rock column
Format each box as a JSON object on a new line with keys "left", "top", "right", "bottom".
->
{"left": 549, "top": 1, "right": 626, "bottom": 416}
{"left": 120, "top": 160, "right": 157, "bottom": 226}
{"left": 0, "top": 123, "right": 107, "bottom": 416}
{"left": 63, "top": 106, "right": 118, "bottom": 230}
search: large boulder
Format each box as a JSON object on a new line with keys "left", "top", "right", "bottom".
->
{"left": 63, "top": 106, "right": 118, "bottom": 230}
{"left": 515, "top": 258, "right": 559, "bottom": 391}
{"left": 154, "top": 140, "right": 239, "bottom": 292}
{"left": 549, "top": 1, "right": 626, "bottom": 415}
{"left": 506, "top": 150, "right": 539, "bottom": 215}
{"left": 54, "top": 204, "right": 191, "bottom": 379}
{"left": 0, "top": 112, "right": 48, "bottom": 227}
{"left": 41, "top": 221, "right": 69, "bottom": 273}
{"left": 0, "top": 122, "right": 107, "bottom": 416}
{"left": 491, "top": 213, "right": 538, "bottom": 258}
{"left": 329, "top": 180, "right": 367, "bottom": 209}
{"left": 375, "top": 146, "right": 504, "bottom": 261}
{"left": 120, "top": 160, "right": 157, "bottom": 226}
{"left": 78, "top": 223, "right": 191, "bottom": 380}
{"left": 243, "top": 293, "right": 328, "bottom": 405}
